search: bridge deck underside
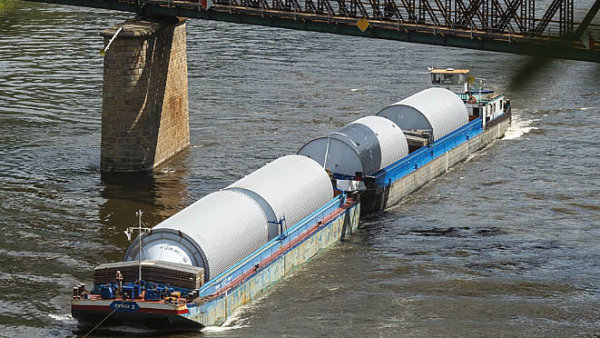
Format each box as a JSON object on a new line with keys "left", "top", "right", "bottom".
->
{"left": 24, "top": 0, "right": 600, "bottom": 62}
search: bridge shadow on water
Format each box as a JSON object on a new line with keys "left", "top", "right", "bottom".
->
{"left": 507, "top": 56, "right": 554, "bottom": 92}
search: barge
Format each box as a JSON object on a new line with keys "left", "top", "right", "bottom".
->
{"left": 72, "top": 68, "right": 511, "bottom": 330}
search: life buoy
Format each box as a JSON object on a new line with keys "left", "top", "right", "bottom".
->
{"left": 468, "top": 96, "right": 477, "bottom": 104}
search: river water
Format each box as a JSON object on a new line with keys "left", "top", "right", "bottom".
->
{"left": 1, "top": 2, "right": 599, "bottom": 337}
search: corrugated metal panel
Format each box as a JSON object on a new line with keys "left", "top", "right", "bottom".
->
{"left": 352, "top": 116, "right": 409, "bottom": 169}
{"left": 297, "top": 123, "right": 380, "bottom": 176}
{"left": 296, "top": 137, "right": 363, "bottom": 176}
{"left": 124, "top": 190, "right": 269, "bottom": 280}
{"left": 377, "top": 87, "right": 468, "bottom": 140}
{"left": 226, "top": 187, "right": 279, "bottom": 239}
{"left": 331, "top": 123, "right": 381, "bottom": 174}
{"left": 226, "top": 155, "right": 333, "bottom": 231}
{"left": 298, "top": 117, "right": 408, "bottom": 176}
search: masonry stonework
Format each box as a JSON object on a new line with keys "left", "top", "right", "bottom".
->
{"left": 100, "top": 18, "right": 190, "bottom": 172}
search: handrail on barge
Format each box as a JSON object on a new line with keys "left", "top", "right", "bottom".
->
{"left": 374, "top": 118, "right": 484, "bottom": 187}
{"left": 199, "top": 193, "right": 348, "bottom": 297}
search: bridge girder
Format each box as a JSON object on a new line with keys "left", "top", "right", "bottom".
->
{"left": 22, "top": 0, "right": 599, "bottom": 63}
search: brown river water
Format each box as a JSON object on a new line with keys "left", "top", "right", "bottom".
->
{"left": 0, "top": 1, "right": 599, "bottom": 337}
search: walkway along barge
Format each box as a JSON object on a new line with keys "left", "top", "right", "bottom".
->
{"left": 72, "top": 68, "right": 511, "bottom": 329}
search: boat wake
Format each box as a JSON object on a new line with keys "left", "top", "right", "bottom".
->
{"left": 202, "top": 325, "right": 246, "bottom": 333}
{"left": 502, "top": 114, "right": 538, "bottom": 140}
{"left": 202, "top": 307, "right": 250, "bottom": 333}
{"left": 48, "top": 313, "right": 76, "bottom": 323}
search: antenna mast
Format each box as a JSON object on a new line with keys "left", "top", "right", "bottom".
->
{"left": 124, "top": 210, "right": 151, "bottom": 284}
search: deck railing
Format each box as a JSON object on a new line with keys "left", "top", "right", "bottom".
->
{"left": 199, "top": 193, "right": 346, "bottom": 297}
{"left": 374, "top": 117, "right": 484, "bottom": 187}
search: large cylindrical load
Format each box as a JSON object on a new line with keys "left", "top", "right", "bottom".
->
{"left": 226, "top": 155, "right": 334, "bottom": 238}
{"left": 377, "top": 87, "right": 468, "bottom": 141}
{"left": 124, "top": 190, "right": 269, "bottom": 281}
{"left": 124, "top": 155, "right": 333, "bottom": 281}
{"left": 297, "top": 116, "right": 409, "bottom": 176}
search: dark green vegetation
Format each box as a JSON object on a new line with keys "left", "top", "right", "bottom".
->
{"left": 0, "top": 0, "right": 16, "bottom": 10}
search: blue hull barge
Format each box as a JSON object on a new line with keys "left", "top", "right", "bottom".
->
{"left": 72, "top": 68, "right": 510, "bottom": 330}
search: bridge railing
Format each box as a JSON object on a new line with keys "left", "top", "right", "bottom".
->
{"left": 143, "top": 0, "right": 581, "bottom": 39}
{"left": 29, "top": 0, "right": 597, "bottom": 60}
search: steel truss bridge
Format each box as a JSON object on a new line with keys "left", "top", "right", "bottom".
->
{"left": 25, "top": 0, "right": 600, "bottom": 62}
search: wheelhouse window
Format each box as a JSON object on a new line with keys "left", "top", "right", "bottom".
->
{"left": 431, "top": 71, "right": 468, "bottom": 86}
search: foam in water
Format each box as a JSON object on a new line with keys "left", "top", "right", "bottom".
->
{"left": 502, "top": 114, "right": 538, "bottom": 140}
{"left": 201, "top": 306, "right": 250, "bottom": 333}
{"left": 48, "top": 313, "right": 75, "bottom": 323}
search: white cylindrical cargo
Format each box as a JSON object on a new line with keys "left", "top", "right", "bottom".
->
{"left": 354, "top": 116, "right": 408, "bottom": 169}
{"left": 297, "top": 116, "right": 409, "bottom": 176}
{"left": 377, "top": 87, "right": 468, "bottom": 141}
{"left": 124, "top": 190, "right": 269, "bottom": 281}
{"left": 124, "top": 155, "right": 333, "bottom": 281}
{"left": 226, "top": 155, "right": 334, "bottom": 238}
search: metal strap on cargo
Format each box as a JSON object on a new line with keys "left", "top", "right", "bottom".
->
{"left": 267, "top": 216, "right": 287, "bottom": 240}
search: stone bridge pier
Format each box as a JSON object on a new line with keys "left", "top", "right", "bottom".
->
{"left": 100, "top": 17, "right": 189, "bottom": 172}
